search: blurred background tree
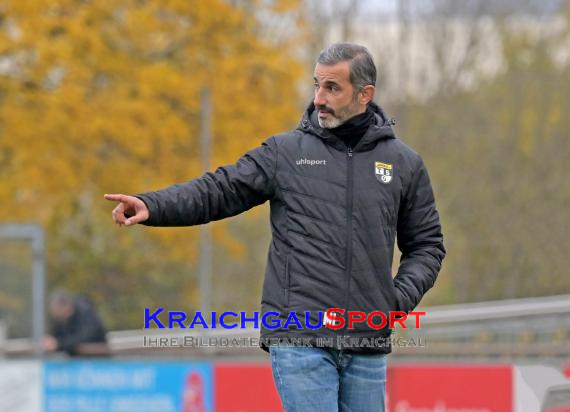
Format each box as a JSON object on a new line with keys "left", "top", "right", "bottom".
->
{"left": 308, "top": 0, "right": 569, "bottom": 305}
{"left": 0, "top": 0, "right": 304, "bottom": 332}
{"left": 386, "top": 0, "right": 570, "bottom": 304}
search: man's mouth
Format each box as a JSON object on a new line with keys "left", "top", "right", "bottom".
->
{"left": 318, "top": 110, "right": 333, "bottom": 118}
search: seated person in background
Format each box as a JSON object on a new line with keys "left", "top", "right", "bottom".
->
{"left": 42, "top": 290, "right": 108, "bottom": 356}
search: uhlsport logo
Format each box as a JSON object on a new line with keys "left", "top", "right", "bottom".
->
{"left": 375, "top": 161, "right": 393, "bottom": 184}
{"left": 296, "top": 158, "right": 327, "bottom": 166}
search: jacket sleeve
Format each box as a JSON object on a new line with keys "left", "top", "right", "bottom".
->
{"left": 135, "top": 136, "right": 278, "bottom": 226}
{"left": 393, "top": 154, "right": 446, "bottom": 314}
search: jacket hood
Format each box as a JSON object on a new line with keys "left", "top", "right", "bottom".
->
{"left": 297, "top": 101, "right": 396, "bottom": 152}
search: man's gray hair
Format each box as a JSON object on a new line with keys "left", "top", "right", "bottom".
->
{"left": 317, "top": 43, "right": 377, "bottom": 91}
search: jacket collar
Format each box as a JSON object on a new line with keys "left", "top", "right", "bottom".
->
{"left": 297, "top": 101, "right": 396, "bottom": 152}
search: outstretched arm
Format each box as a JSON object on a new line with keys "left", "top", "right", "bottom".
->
{"left": 105, "top": 136, "right": 278, "bottom": 227}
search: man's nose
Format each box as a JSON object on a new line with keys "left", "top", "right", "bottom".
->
{"left": 314, "top": 88, "right": 326, "bottom": 107}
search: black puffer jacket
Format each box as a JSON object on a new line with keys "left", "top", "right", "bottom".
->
{"left": 137, "top": 102, "right": 445, "bottom": 354}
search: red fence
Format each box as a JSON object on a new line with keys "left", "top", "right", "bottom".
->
{"left": 214, "top": 363, "right": 515, "bottom": 411}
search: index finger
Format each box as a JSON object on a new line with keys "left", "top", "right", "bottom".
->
{"left": 104, "top": 194, "right": 127, "bottom": 202}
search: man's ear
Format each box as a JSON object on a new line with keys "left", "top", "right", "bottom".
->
{"left": 359, "top": 85, "right": 375, "bottom": 105}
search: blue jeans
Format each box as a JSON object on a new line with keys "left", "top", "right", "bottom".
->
{"left": 269, "top": 346, "right": 387, "bottom": 412}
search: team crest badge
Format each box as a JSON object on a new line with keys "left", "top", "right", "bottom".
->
{"left": 375, "top": 161, "right": 393, "bottom": 184}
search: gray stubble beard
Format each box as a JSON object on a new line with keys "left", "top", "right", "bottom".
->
{"left": 317, "top": 98, "right": 361, "bottom": 129}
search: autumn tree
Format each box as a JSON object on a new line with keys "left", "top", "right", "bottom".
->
{"left": 0, "top": 0, "right": 305, "bottom": 331}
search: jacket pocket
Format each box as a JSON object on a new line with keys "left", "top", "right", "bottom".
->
{"left": 379, "top": 206, "right": 397, "bottom": 246}
{"left": 391, "top": 283, "right": 408, "bottom": 314}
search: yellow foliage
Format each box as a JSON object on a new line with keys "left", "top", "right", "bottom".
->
{"left": 0, "top": 0, "right": 305, "bottom": 317}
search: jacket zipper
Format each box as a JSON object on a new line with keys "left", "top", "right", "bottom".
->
{"left": 343, "top": 146, "right": 354, "bottom": 333}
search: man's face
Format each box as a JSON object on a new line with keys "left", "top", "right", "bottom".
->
{"left": 50, "top": 301, "right": 74, "bottom": 322}
{"left": 313, "top": 61, "right": 364, "bottom": 129}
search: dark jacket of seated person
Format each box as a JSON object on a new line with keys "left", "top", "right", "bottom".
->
{"left": 48, "top": 292, "right": 107, "bottom": 356}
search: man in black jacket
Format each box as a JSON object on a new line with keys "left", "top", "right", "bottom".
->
{"left": 105, "top": 43, "right": 445, "bottom": 411}
{"left": 43, "top": 290, "right": 108, "bottom": 356}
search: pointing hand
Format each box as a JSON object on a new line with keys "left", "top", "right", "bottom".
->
{"left": 104, "top": 194, "right": 149, "bottom": 226}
